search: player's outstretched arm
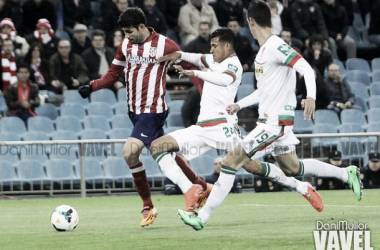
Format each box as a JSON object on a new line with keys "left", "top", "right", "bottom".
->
{"left": 234, "top": 91, "right": 259, "bottom": 110}
{"left": 292, "top": 58, "right": 316, "bottom": 120}
{"left": 156, "top": 51, "right": 182, "bottom": 68}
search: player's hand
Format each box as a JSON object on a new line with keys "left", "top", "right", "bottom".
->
{"left": 78, "top": 84, "right": 92, "bottom": 99}
{"left": 156, "top": 51, "right": 181, "bottom": 67}
{"left": 173, "top": 65, "right": 194, "bottom": 78}
{"left": 226, "top": 103, "right": 240, "bottom": 115}
{"left": 301, "top": 97, "right": 315, "bottom": 120}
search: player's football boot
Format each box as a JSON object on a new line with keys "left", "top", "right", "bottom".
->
{"left": 177, "top": 209, "right": 205, "bottom": 231}
{"left": 302, "top": 183, "right": 324, "bottom": 212}
{"left": 346, "top": 165, "right": 363, "bottom": 201}
{"left": 184, "top": 184, "right": 203, "bottom": 212}
{"left": 196, "top": 183, "right": 213, "bottom": 209}
{"left": 140, "top": 206, "right": 158, "bottom": 227}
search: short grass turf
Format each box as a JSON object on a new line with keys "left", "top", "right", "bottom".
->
{"left": 0, "top": 189, "right": 379, "bottom": 250}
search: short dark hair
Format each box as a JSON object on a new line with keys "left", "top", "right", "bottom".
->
{"left": 247, "top": 0, "right": 271, "bottom": 28}
{"left": 92, "top": 29, "right": 106, "bottom": 40}
{"left": 211, "top": 28, "right": 236, "bottom": 50}
{"left": 17, "top": 62, "right": 30, "bottom": 72}
{"left": 24, "top": 42, "right": 44, "bottom": 64}
{"left": 309, "top": 33, "right": 324, "bottom": 49}
{"left": 199, "top": 21, "right": 210, "bottom": 28}
{"left": 280, "top": 28, "right": 291, "bottom": 36}
{"left": 118, "top": 7, "right": 147, "bottom": 29}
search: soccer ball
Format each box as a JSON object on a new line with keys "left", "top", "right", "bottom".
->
{"left": 51, "top": 205, "right": 79, "bottom": 231}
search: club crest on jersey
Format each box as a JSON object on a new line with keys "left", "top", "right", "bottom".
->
{"left": 149, "top": 47, "right": 157, "bottom": 58}
{"left": 228, "top": 64, "right": 238, "bottom": 73}
{"left": 277, "top": 44, "right": 294, "bottom": 56}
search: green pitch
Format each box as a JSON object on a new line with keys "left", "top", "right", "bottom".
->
{"left": 1, "top": 189, "right": 379, "bottom": 250}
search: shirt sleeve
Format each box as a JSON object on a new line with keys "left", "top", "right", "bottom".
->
{"left": 275, "top": 43, "right": 316, "bottom": 100}
{"left": 292, "top": 58, "right": 316, "bottom": 100}
{"left": 90, "top": 41, "right": 125, "bottom": 92}
{"left": 275, "top": 43, "right": 303, "bottom": 68}
{"left": 179, "top": 52, "right": 204, "bottom": 68}
{"left": 193, "top": 70, "right": 234, "bottom": 86}
{"left": 237, "top": 90, "right": 259, "bottom": 109}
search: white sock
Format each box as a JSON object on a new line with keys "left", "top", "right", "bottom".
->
{"left": 263, "top": 162, "right": 298, "bottom": 190}
{"left": 301, "top": 159, "right": 348, "bottom": 182}
{"left": 198, "top": 165, "right": 236, "bottom": 224}
{"left": 154, "top": 152, "right": 192, "bottom": 193}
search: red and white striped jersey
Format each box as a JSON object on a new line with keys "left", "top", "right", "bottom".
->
{"left": 91, "top": 28, "right": 179, "bottom": 114}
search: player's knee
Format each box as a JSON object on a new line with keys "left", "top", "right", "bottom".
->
{"left": 149, "top": 140, "right": 159, "bottom": 155}
{"left": 123, "top": 146, "right": 139, "bottom": 166}
{"left": 281, "top": 162, "right": 299, "bottom": 176}
{"left": 222, "top": 156, "right": 242, "bottom": 169}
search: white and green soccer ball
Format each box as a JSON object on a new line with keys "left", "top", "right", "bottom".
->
{"left": 51, "top": 205, "right": 79, "bottom": 231}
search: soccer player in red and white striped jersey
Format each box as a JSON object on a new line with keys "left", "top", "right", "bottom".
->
{"left": 78, "top": 7, "right": 206, "bottom": 227}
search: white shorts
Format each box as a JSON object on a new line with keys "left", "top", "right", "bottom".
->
{"left": 242, "top": 123, "right": 300, "bottom": 160}
{"left": 169, "top": 123, "right": 241, "bottom": 161}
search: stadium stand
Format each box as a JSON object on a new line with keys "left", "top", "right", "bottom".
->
{"left": 168, "top": 100, "right": 184, "bottom": 113}
{"left": 115, "top": 102, "right": 128, "bottom": 115}
{"left": 90, "top": 89, "right": 117, "bottom": 105}
{"left": 55, "top": 116, "right": 83, "bottom": 134}
{"left": 0, "top": 117, "right": 27, "bottom": 134}
{"left": 35, "top": 103, "right": 59, "bottom": 120}
{"left": 83, "top": 115, "right": 111, "bottom": 132}
{"left": 241, "top": 72, "right": 255, "bottom": 86}
{"left": 237, "top": 84, "right": 255, "bottom": 101}
{"left": 17, "top": 160, "right": 52, "bottom": 190}
{"left": 340, "top": 109, "right": 367, "bottom": 129}
{"left": 111, "top": 114, "right": 134, "bottom": 129}
{"left": 346, "top": 58, "right": 372, "bottom": 75}
{"left": 74, "top": 158, "right": 112, "bottom": 189}
{"left": 103, "top": 157, "right": 133, "bottom": 188}
{"left": 63, "top": 90, "right": 90, "bottom": 106}
{"left": 166, "top": 112, "right": 184, "bottom": 127}
{"left": 369, "top": 96, "right": 380, "bottom": 109}
{"left": 81, "top": 129, "right": 108, "bottom": 140}
{"left": 293, "top": 110, "right": 313, "bottom": 134}
{"left": 27, "top": 116, "right": 55, "bottom": 134}
{"left": 370, "top": 82, "right": 380, "bottom": 95}
{"left": 117, "top": 88, "right": 127, "bottom": 102}
{"left": 347, "top": 70, "right": 371, "bottom": 85}
{"left": 348, "top": 81, "right": 370, "bottom": 101}
{"left": 60, "top": 103, "right": 87, "bottom": 121}
{"left": 46, "top": 159, "right": 80, "bottom": 189}
{"left": 87, "top": 102, "right": 114, "bottom": 119}
{"left": 189, "top": 155, "right": 215, "bottom": 179}
{"left": 0, "top": 160, "right": 21, "bottom": 191}
{"left": 314, "top": 109, "right": 341, "bottom": 127}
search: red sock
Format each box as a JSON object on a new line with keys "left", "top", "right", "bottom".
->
{"left": 130, "top": 162, "right": 153, "bottom": 209}
{"left": 175, "top": 155, "right": 207, "bottom": 191}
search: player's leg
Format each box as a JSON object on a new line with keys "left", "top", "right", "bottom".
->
{"left": 150, "top": 132, "right": 203, "bottom": 211}
{"left": 178, "top": 144, "right": 251, "bottom": 230}
{"left": 122, "top": 137, "right": 157, "bottom": 227}
{"left": 242, "top": 160, "right": 300, "bottom": 193}
{"left": 179, "top": 124, "right": 272, "bottom": 230}
{"left": 275, "top": 152, "right": 363, "bottom": 201}
{"left": 125, "top": 111, "right": 169, "bottom": 227}
{"left": 173, "top": 153, "right": 212, "bottom": 209}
